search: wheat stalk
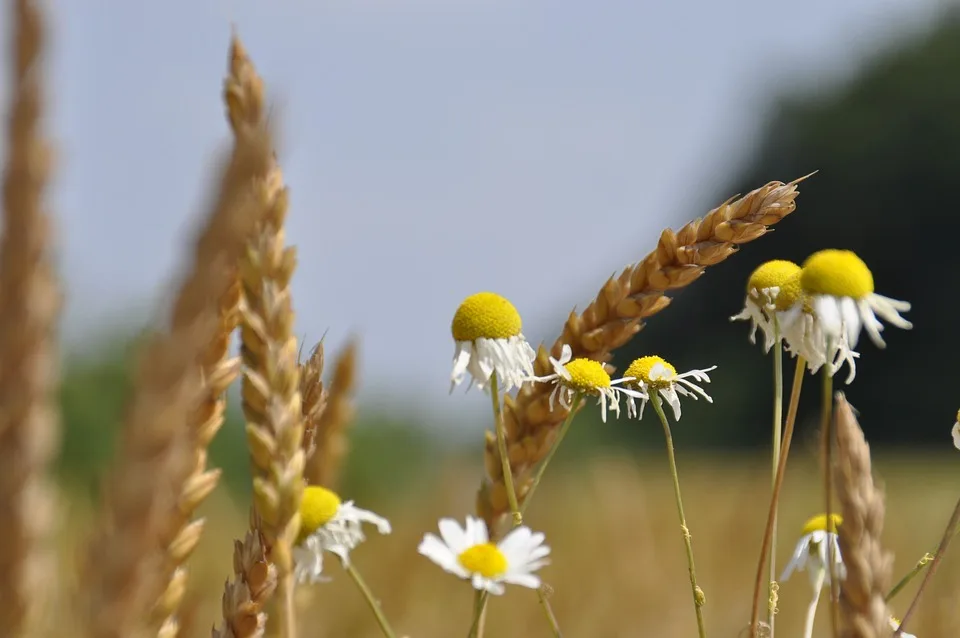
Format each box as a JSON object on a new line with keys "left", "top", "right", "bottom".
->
{"left": 80, "top": 118, "right": 273, "bottom": 638}
{"left": 832, "top": 393, "right": 894, "bottom": 638}
{"left": 305, "top": 340, "right": 357, "bottom": 489}
{"left": 478, "top": 177, "right": 808, "bottom": 530}
{"left": 222, "top": 35, "right": 305, "bottom": 637}
{"left": 0, "top": 1, "right": 60, "bottom": 635}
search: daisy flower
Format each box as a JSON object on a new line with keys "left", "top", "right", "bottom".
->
{"left": 418, "top": 515, "right": 550, "bottom": 595}
{"left": 531, "top": 344, "right": 645, "bottom": 422}
{"left": 622, "top": 355, "right": 716, "bottom": 421}
{"left": 952, "top": 409, "right": 960, "bottom": 450}
{"left": 730, "top": 259, "right": 803, "bottom": 353}
{"left": 781, "top": 513, "right": 846, "bottom": 590}
{"left": 293, "top": 485, "right": 391, "bottom": 584}
{"left": 450, "top": 292, "right": 536, "bottom": 394}
{"left": 890, "top": 616, "right": 917, "bottom": 638}
{"left": 788, "top": 250, "right": 911, "bottom": 382}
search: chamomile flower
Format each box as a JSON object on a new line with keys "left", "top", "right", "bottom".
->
{"left": 531, "top": 344, "right": 645, "bottom": 422}
{"left": 781, "top": 513, "right": 846, "bottom": 591}
{"left": 418, "top": 515, "right": 550, "bottom": 595}
{"left": 622, "top": 355, "right": 716, "bottom": 421}
{"left": 890, "top": 616, "right": 917, "bottom": 638}
{"left": 730, "top": 259, "right": 803, "bottom": 353}
{"left": 450, "top": 292, "right": 536, "bottom": 394}
{"left": 952, "top": 409, "right": 960, "bottom": 450}
{"left": 799, "top": 248, "right": 912, "bottom": 352}
{"left": 293, "top": 486, "right": 391, "bottom": 584}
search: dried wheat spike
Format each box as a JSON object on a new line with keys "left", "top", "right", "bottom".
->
{"left": 222, "top": 35, "right": 305, "bottom": 637}
{"left": 478, "top": 177, "right": 807, "bottom": 529}
{"left": 298, "top": 341, "right": 327, "bottom": 464}
{"left": 80, "top": 118, "right": 273, "bottom": 638}
{"left": 832, "top": 394, "right": 894, "bottom": 638}
{"left": 0, "top": 1, "right": 60, "bottom": 635}
{"left": 305, "top": 340, "right": 357, "bottom": 489}
{"left": 212, "top": 509, "right": 277, "bottom": 638}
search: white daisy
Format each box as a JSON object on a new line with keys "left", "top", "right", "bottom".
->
{"left": 781, "top": 513, "right": 846, "bottom": 590}
{"left": 621, "top": 355, "right": 715, "bottom": 421}
{"left": 890, "top": 616, "right": 917, "bottom": 638}
{"left": 730, "top": 259, "right": 803, "bottom": 353}
{"left": 530, "top": 344, "right": 645, "bottom": 422}
{"left": 952, "top": 410, "right": 960, "bottom": 450}
{"left": 418, "top": 515, "right": 550, "bottom": 595}
{"left": 779, "top": 301, "right": 861, "bottom": 384}
{"left": 293, "top": 486, "right": 391, "bottom": 584}
{"left": 450, "top": 292, "right": 536, "bottom": 394}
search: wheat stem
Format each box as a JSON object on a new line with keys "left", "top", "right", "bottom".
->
{"left": 767, "top": 321, "right": 783, "bottom": 636}
{"left": 749, "top": 356, "right": 806, "bottom": 638}
{"left": 650, "top": 392, "right": 706, "bottom": 638}
{"left": 343, "top": 562, "right": 397, "bottom": 638}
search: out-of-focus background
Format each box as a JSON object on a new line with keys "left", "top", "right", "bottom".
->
{"left": 6, "top": 0, "right": 960, "bottom": 635}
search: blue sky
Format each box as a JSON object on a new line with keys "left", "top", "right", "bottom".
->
{"left": 0, "top": 0, "right": 948, "bottom": 422}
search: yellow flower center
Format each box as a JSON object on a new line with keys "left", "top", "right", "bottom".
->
{"left": 801, "top": 513, "right": 843, "bottom": 536}
{"left": 563, "top": 358, "right": 611, "bottom": 393}
{"left": 800, "top": 249, "right": 874, "bottom": 299}
{"left": 746, "top": 260, "right": 803, "bottom": 311}
{"left": 451, "top": 292, "right": 523, "bottom": 342}
{"left": 624, "top": 356, "right": 676, "bottom": 390}
{"left": 457, "top": 542, "right": 508, "bottom": 578}
{"left": 297, "top": 485, "right": 342, "bottom": 544}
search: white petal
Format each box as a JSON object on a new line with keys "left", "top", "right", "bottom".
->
{"left": 438, "top": 518, "right": 469, "bottom": 554}
{"left": 502, "top": 572, "right": 541, "bottom": 589}
{"left": 419, "top": 534, "right": 470, "bottom": 579}
{"left": 952, "top": 422, "right": 960, "bottom": 451}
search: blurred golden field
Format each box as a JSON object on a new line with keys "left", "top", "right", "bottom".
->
{"left": 60, "top": 450, "right": 960, "bottom": 637}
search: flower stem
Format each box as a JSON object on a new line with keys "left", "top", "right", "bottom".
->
{"left": 490, "top": 372, "right": 522, "bottom": 527}
{"left": 536, "top": 584, "right": 563, "bottom": 638}
{"left": 749, "top": 356, "right": 806, "bottom": 638}
{"left": 886, "top": 515, "right": 960, "bottom": 602}
{"left": 650, "top": 392, "right": 706, "bottom": 638}
{"left": 895, "top": 493, "right": 960, "bottom": 635}
{"left": 819, "top": 360, "right": 837, "bottom": 638}
{"left": 767, "top": 323, "right": 784, "bottom": 636}
{"left": 802, "top": 570, "right": 825, "bottom": 638}
{"left": 344, "top": 562, "right": 397, "bottom": 638}
{"left": 520, "top": 393, "right": 582, "bottom": 516}
{"left": 467, "top": 590, "right": 489, "bottom": 638}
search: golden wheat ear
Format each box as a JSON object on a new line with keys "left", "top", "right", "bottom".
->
{"left": 478, "top": 177, "right": 809, "bottom": 531}
{"left": 304, "top": 340, "right": 358, "bottom": 489}
{"left": 832, "top": 393, "right": 895, "bottom": 638}
{"left": 0, "top": 1, "right": 60, "bottom": 635}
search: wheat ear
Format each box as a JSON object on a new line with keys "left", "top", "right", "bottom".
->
{"left": 0, "top": 1, "right": 59, "bottom": 635}
{"left": 832, "top": 393, "right": 894, "bottom": 638}
{"left": 298, "top": 341, "right": 326, "bottom": 464}
{"left": 80, "top": 119, "right": 273, "bottom": 638}
{"left": 304, "top": 341, "right": 357, "bottom": 488}
{"left": 223, "top": 35, "right": 305, "bottom": 638}
{"left": 478, "top": 177, "right": 808, "bottom": 529}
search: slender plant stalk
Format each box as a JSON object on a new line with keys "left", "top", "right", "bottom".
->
{"left": 650, "top": 392, "right": 706, "bottom": 638}
{"left": 468, "top": 590, "right": 487, "bottom": 638}
{"left": 344, "top": 562, "right": 397, "bottom": 638}
{"left": 491, "top": 372, "right": 522, "bottom": 526}
{"left": 896, "top": 494, "right": 960, "bottom": 635}
{"left": 802, "top": 571, "right": 825, "bottom": 638}
{"left": 767, "top": 323, "right": 783, "bottom": 635}
{"left": 886, "top": 517, "right": 960, "bottom": 602}
{"left": 519, "top": 394, "right": 582, "bottom": 516}
{"left": 537, "top": 585, "right": 562, "bottom": 638}
{"left": 749, "top": 356, "right": 806, "bottom": 637}
{"left": 819, "top": 361, "right": 837, "bottom": 637}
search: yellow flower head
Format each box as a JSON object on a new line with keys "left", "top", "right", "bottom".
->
{"left": 801, "top": 249, "right": 874, "bottom": 299}
{"left": 458, "top": 543, "right": 508, "bottom": 578}
{"left": 747, "top": 259, "right": 803, "bottom": 311}
{"left": 801, "top": 512, "right": 843, "bottom": 536}
{"left": 625, "top": 355, "right": 676, "bottom": 391}
{"left": 562, "top": 358, "right": 612, "bottom": 393}
{"left": 298, "top": 485, "right": 342, "bottom": 544}
{"left": 452, "top": 292, "right": 522, "bottom": 342}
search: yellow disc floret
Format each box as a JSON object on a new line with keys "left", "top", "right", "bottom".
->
{"left": 563, "top": 358, "right": 611, "bottom": 393}
{"left": 458, "top": 543, "right": 508, "bottom": 578}
{"left": 800, "top": 249, "right": 874, "bottom": 299}
{"left": 747, "top": 260, "right": 803, "bottom": 311}
{"left": 298, "top": 485, "right": 342, "bottom": 544}
{"left": 452, "top": 292, "right": 523, "bottom": 342}
{"left": 625, "top": 356, "right": 676, "bottom": 390}
{"left": 801, "top": 513, "right": 843, "bottom": 536}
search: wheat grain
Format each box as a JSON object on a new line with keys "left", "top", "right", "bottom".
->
{"left": 305, "top": 340, "right": 357, "bottom": 489}
{"left": 0, "top": 1, "right": 60, "bottom": 635}
{"left": 832, "top": 393, "right": 894, "bottom": 638}
{"left": 478, "top": 177, "right": 808, "bottom": 530}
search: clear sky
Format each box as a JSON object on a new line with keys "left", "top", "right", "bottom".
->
{"left": 0, "top": 0, "right": 948, "bottom": 423}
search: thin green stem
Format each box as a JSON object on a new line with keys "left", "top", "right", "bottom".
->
{"left": 536, "top": 585, "right": 563, "bottom": 638}
{"left": 819, "top": 359, "right": 837, "bottom": 638}
{"left": 490, "top": 372, "right": 522, "bottom": 527}
{"left": 767, "top": 322, "right": 783, "bottom": 636}
{"left": 520, "top": 394, "right": 582, "bottom": 516}
{"left": 896, "top": 494, "right": 960, "bottom": 635}
{"left": 886, "top": 517, "right": 960, "bottom": 603}
{"left": 749, "top": 356, "right": 806, "bottom": 638}
{"left": 650, "top": 392, "right": 707, "bottom": 638}
{"left": 344, "top": 562, "right": 397, "bottom": 638}
{"left": 467, "top": 590, "right": 487, "bottom": 638}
